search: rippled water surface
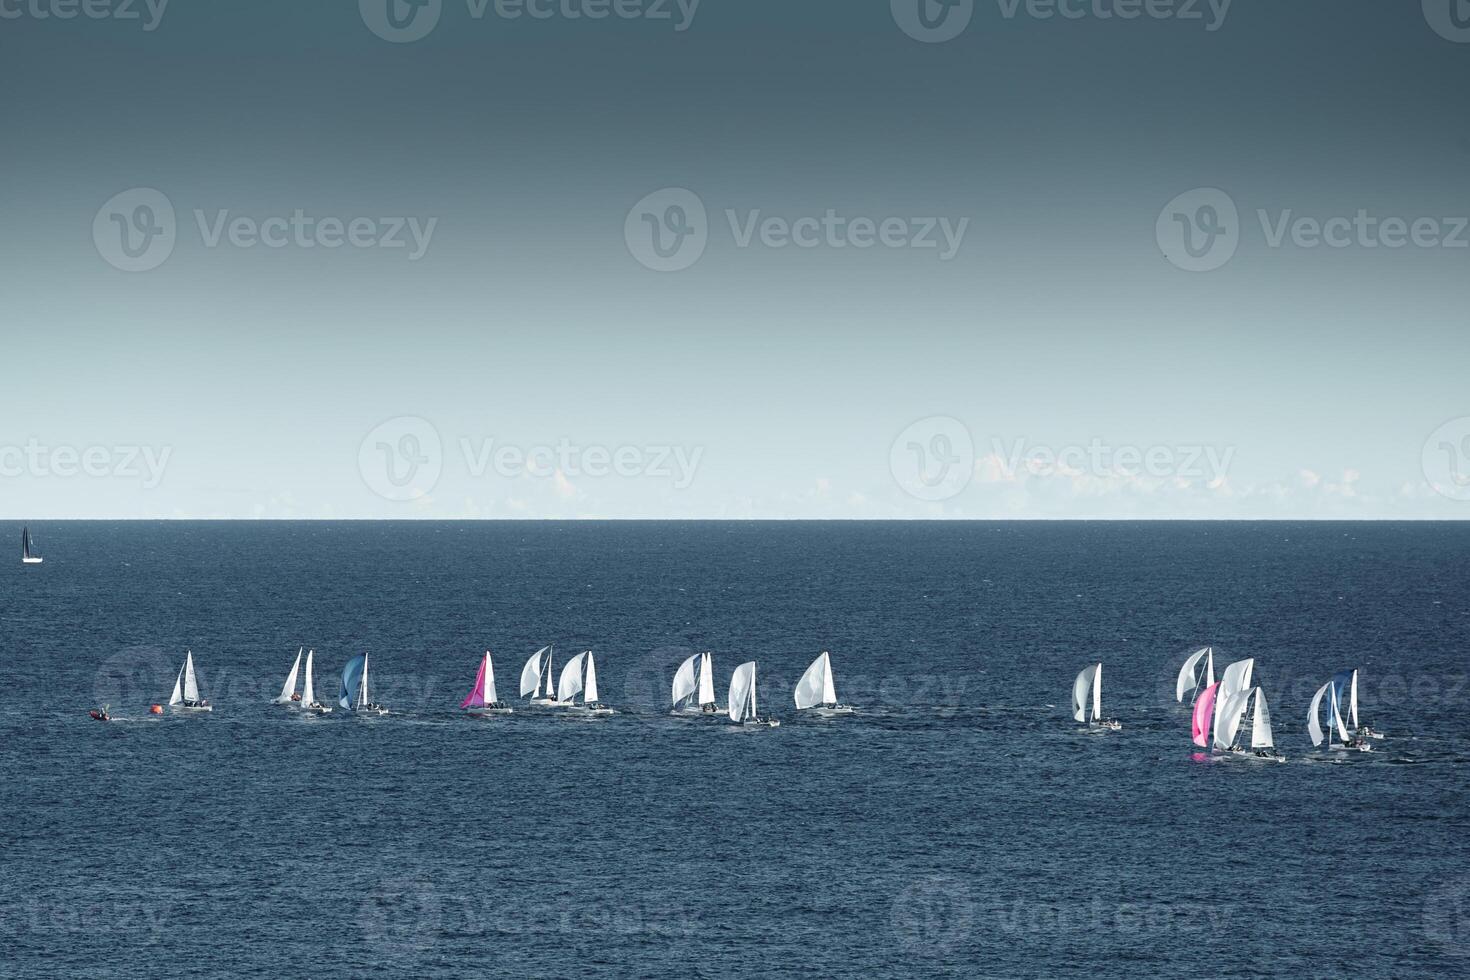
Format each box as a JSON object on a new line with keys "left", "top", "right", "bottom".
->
{"left": 2, "top": 521, "right": 1468, "bottom": 977}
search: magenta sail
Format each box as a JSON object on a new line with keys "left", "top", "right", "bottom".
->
{"left": 461, "top": 655, "right": 488, "bottom": 709}
{"left": 1192, "top": 682, "right": 1218, "bottom": 747}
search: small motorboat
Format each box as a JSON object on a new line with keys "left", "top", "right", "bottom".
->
{"left": 89, "top": 706, "right": 111, "bottom": 722}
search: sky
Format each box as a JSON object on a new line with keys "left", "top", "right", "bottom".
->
{"left": 1, "top": 0, "right": 1468, "bottom": 518}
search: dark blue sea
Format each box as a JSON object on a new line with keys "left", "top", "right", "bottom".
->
{"left": 3, "top": 522, "right": 1468, "bottom": 978}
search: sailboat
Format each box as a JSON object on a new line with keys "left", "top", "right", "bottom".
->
{"left": 671, "top": 652, "right": 719, "bottom": 715}
{"left": 1216, "top": 686, "right": 1285, "bottom": 761}
{"left": 793, "top": 652, "right": 855, "bottom": 717}
{"left": 1211, "top": 658, "right": 1254, "bottom": 737}
{"left": 339, "top": 653, "right": 388, "bottom": 716}
{"left": 727, "top": 661, "right": 779, "bottom": 728}
{"left": 462, "top": 651, "right": 513, "bottom": 715}
{"left": 556, "top": 650, "right": 614, "bottom": 716}
{"left": 1309, "top": 677, "right": 1369, "bottom": 752}
{"left": 1174, "top": 646, "right": 1215, "bottom": 703}
{"left": 21, "top": 526, "right": 43, "bottom": 564}
{"left": 274, "top": 648, "right": 305, "bottom": 705}
{"left": 167, "top": 651, "right": 212, "bottom": 712}
{"left": 1331, "top": 668, "right": 1381, "bottom": 740}
{"left": 1191, "top": 681, "right": 1219, "bottom": 749}
{"left": 1070, "top": 662, "right": 1121, "bottom": 730}
{"left": 301, "top": 649, "right": 331, "bottom": 714}
{"left": 520, "top": 645, "right": 563, "bottom": 707}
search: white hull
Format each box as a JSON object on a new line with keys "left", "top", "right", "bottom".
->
{"left": 529, "top": 697, "right": 565, "bottom": 708}
{"left": 470, "top": 706, "right": 515, "bottom": 716}
{"left": 567, "top": 704, "right": 615, "bottom": 717}
{"left": 306, "top": 704, "right": 333, "bottom": 715}
{"left": 21, "top": 557, "right": 43, "bottom": 565}
{"left": 1092, "top": 719, "right": 1122, "bottom": 731}
{"left": 810, "top": 705, "right": 855, "bottom": 717}
{"left": 673, "top": 704, "right": 723, "bottom": 717}
{"left": 742, "top": 718, "right": 780, "bottom": 728}
{"left": 175, "top": 704, "right": 212, "bottom": 713}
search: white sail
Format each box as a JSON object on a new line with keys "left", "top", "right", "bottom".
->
{"left": 168, "top": 663, "right": 183, "bottom": 705}
{"left": 558, "top": 652, "right": 586, "bottom": 704}
{"left": 672, "top": 654, "right": 699, "bottom": 707}
{"left": 729, "top": 662, "right": 756, "bottom": 723}
{"left": 1216, "top": 689, "right": 1252, "bottom": 749}
{"left": 302, "top": 650, "right": 316, "bottom": 705}
{"left": 276, "top": 648, "right": 303, "bottom": 703}
{"left": 794, "top": 653, "right": 829, "bottom": 710}
{"left": 1348, "top": 669, "right": 1359, "bottom": 730}
{"left": 822, "top": 653, "right": 837, "bottom": 705}
{"left": 698, "top": 652, "right": 716, "bottom": 707}
{"left": 183, "top": 651, "right": 200, "bottom": 703}
{"left": 1329, "top": 686, "right": 1349, "bottom": 743}
{"left": 1071, "top": 664, "right": 1098, "bottom": 722}
{"left": 521, "top": 647, "right": 547, "bottom": 698}
{"left": 1251, "top": 688, "right": 1274, "bottom": 749}
{"left": 360, "top": 653, "right": 371, "bottom": 707}
{"left": 1092, "top": 662, "right": 1103, "bottom": 720}
{"left": 1213, "top": 658, "right": 1255, "bottom": 732}
{"left": 543, "top": 647, "right": 554, "bottom": 697}
{"left": 484, "top": 652, "right": 498, "bottom": 704}
{"left": 1205, "top": 648, "right": 1215, "bottom": 688}
{"left": 584, "top": 651, "right": 600, "bottom": 703}
{"left": 1175, "top": 647, "right": 1209, "bottom": 702}
{"left": 1308, "top": 681, "right": 1330, "bottom": 747}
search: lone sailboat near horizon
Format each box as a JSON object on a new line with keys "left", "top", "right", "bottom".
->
{"left": 462, "top": 651, "right": 512, "bottom": 715}
{"left": 168, "top": 651, "right": 211, "bottom": 712}
{"left": 728, "top": 661, "right": 779, "bottom": 728}
{"left": 671, "top": 652, "right": 719, "bottom": 715}
{"left": 340, "top": 653, "right": 388, "bottom": 716}
{"left": 21, "top": 526, "right": 42, "bottom": 564}
{"left": 794, "top": 651, "right": 854, "bottom": 717}
{"left": 557, "top": 650, "right": 614, "bottom": 716}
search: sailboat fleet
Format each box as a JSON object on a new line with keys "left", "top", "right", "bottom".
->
{"left": 87, "top": 640, "right": 1389, "bottom": 757}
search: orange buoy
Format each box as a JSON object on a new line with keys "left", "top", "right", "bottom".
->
{"left": 149, "top": 704, "right": 163, "bottom": 715}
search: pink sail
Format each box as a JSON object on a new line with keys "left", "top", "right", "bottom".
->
{"left": 1192, "top": 682, "right": 1218, "bottom": 747}
{"left": 461, "top": 654, "right": 487, "bottom": 709}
